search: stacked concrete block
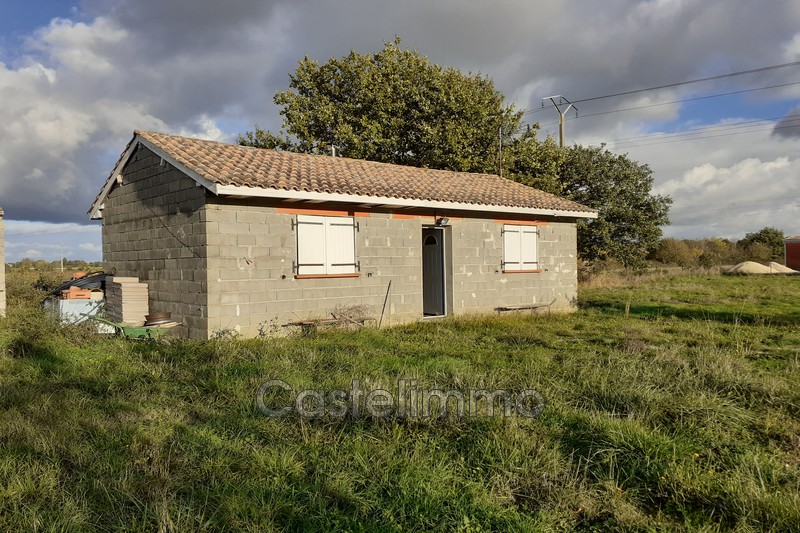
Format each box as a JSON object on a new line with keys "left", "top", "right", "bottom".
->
{"left": 0, "top": 208, "right": 5, "bottom": 317}
{"left": 105, "top": 277, "right": 149, "bottom": 324}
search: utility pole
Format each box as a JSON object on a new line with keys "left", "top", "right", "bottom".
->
{"left": 541, "top": 95, "right": 578, "bottom": 147}
{"left": 60, "top": 240, "right": 64, "bottom": 272}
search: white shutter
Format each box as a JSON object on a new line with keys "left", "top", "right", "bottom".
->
{"left": 520, "top": 227, "right": 539, "bottom": 269}
{"left": 296, "top": 215, "right": 326, "bottom": 275}
{"left": 325, "top": 217, "right": 356, "bottom": 274}
{"left": 503, "top": 225, "right": 521, "bottom": 271}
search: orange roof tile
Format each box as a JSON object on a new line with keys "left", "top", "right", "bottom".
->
{"left": 90, "top": 131, "right": 597, "bottom": 218}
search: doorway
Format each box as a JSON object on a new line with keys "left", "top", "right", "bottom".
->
{"left": 422, "top": 227, "right": 446, "bottom": 316}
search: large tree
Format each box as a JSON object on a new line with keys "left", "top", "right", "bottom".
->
{"left": 240, "top": 38, "right": 519, "bottom": 173}
{"left": 242, "top": 40, "right": 671, "bottom": 267}
{"left": 505, "top": 140, "right": 671, "bottom": 267}
{"left": 558, "top": 145, "right": 672, "bottom": 268}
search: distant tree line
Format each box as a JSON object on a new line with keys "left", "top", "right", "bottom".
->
{"left": 8, "top": 259, "right": 103, "bottom": 272}
{"left": 648, "top": 227, "right": 786, "bottom": 267}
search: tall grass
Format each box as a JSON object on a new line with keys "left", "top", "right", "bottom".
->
{"left": 1, "top": 270, "right": 799, "bottom": 531}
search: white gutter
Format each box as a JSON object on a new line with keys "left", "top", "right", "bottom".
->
{"left": 213, "top": 184, "right": 598, "bottom": 219}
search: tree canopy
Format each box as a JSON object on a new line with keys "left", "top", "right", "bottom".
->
{"left": 241, "top": 39, "right": 671, "bottom": 267}
{"left": 559, "top": 145, "right": 671, "bottom": 267}
{"left": 240, "top": 38, "right": 519, "bottom": 173}
{"left": 737, "top": 226, "right": 785, "bottom": 261}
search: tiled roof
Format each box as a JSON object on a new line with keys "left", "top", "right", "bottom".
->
{"left": 91, "top": 131, "right": 597, "bottom": 217}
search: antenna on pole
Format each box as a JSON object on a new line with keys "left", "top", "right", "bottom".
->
{"left": 541, "top": 95, "right": 578, "bottom": 147}
{"left": 498, "top": 126, "right": 503, "bottom": 178}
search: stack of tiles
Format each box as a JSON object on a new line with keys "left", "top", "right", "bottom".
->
{"left": 105, "top": 277, "right": 149, "bottom": 324}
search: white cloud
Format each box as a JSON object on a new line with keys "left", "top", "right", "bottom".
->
{"left": 3, "top": 221, "right": 101, "bottom": 262}
{"left": 27, "top": 17, "right": 128, "bottom": 74}
{"left": 176, "top": 116, "right": 228, "bottom": 142}
{"left": 78, "top": 242, "right": 101, "bottom": 252}
{"left": 4, "top": 220, "right": 100, "bottom": 235}
{"left": 656, "top": 156, "right": 800, "bottom": 238}
{"left": 21, "top": 249, "right": 43, "bottom": 259}
{"left": 0, "top": 7, "right": 286, "bottom": 224}
{"left": 0, "top": 0, "right": 799, "bottom": 248}
{"left": 783, "top": 33, "right": 800, "bottom": 61}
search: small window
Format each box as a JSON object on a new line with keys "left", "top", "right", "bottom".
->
{"left": 296, "top": 215, "right": 357, "bottom": 275}
{"left": 503, "top": 225, "right": 539, "bottom": 271}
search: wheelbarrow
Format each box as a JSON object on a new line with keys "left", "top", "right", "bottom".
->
{"left": 89, "top": 316, "right": 179, "bottom": 340}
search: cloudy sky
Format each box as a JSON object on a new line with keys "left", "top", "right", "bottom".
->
{"left": 2, "top": 0, "right": 799, "bottom": 262}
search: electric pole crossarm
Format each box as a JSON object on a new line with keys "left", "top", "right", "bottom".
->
{"left": 541, "top": 95, "right": 578, "bottom": 147}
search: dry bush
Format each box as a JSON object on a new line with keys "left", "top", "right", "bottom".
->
{"left": 330, "top": 303, "right": 375, "bottom": 322}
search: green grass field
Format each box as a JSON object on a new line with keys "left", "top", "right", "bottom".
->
{"left": 1, "top": 273, "right": 799, "bottom": 531}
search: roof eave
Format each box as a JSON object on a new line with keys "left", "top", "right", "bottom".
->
{"left": 214, "top": 184, "right": 598, "bottom": 219}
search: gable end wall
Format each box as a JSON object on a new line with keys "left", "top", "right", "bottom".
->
{"left": 101, "top": 146, "right": 208, "bottom": 338}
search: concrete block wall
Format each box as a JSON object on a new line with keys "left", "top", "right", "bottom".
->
{"left": 101, "top": 146, "right": 208, "bottom": 338}
{"left": 203, "top": 201, "right": 578, "bottom": 337}
{"left": 204, "top": 202, "right": 424, "bottom": 337}
{"left": 449, "top": 219, "right": 578, "bottom": 313}
{"left": 0, "top": 208, "right": 5, "bottom": 317}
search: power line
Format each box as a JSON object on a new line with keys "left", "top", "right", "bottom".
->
{"left": 611, "top": 117, "right": 800, "bottom": 147}
{"left": 601, "top": 113, "right": 800, "bottom": 145}
{"left": 6, "top": 227, "right": 97, "bottom": 238}
{"left": 6, "top": 229, "right": 59, "bottom": 237}
{"left": 668, "top": 198, "right": 800, "bottom": 219}
{"left": 522, "top": 61, "right": 800, "bottom": 117}
{"left": 564, "top": 81, "right": 800, "bottom": 121}
{"left": 572, "top": 60, "right": 800, "bottom": 104}
{"left": 538, "top": 113, "right": 800, "bottom": 150}
{"left": 607, "top": 122, "right": 800, "bottom": 150}
{"left": 540, "top": 111, "right": 800, "bottom": 147}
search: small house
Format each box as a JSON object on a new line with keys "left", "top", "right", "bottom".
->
{"left": 89, "top": 131, "right": 597, "bottom": 338}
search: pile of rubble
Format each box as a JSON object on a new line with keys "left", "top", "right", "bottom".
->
{"left": 723, "top": 261, "right": 798, "bottom": 275}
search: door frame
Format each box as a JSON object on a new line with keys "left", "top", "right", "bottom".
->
{"left": 422, "top": 225, "right": 448, "bottom": 317}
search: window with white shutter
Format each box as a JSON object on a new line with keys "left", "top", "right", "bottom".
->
{"left": 296, "top": 215, "right": 357, "bottom": 276}
{"left": 503, "top": 224, "right": 539, "bottom": 271}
